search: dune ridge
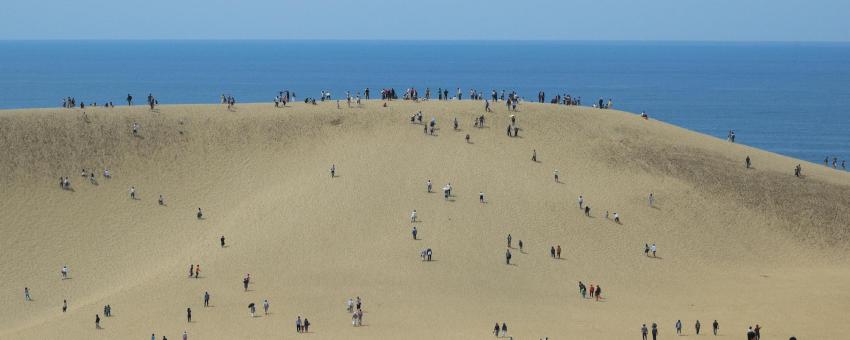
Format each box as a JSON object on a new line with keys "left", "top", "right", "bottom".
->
{"left": 1, "top": 101, "right": 848, "bottom": 339}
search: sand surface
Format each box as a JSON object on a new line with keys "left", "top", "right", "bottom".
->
{"left": 1, "top": 101, "right": 848, "bottom": 339}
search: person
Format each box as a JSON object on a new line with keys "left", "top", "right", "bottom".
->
{"left": 754, "top": 324, "right": 761, "bottom": 339}
{"left": 204, "top": 291, "right": 210, "bottom": 307}
{"left": 426, "top": 248, "right": 432, "bottom": 261}
{"left": 578, "top": 195, "right": 584, "bottom": 209}
{"left": 103, "top": 168, "right": 111, "bottom": 178}
{"left": 194, "top": 264, "right": 199, "bottom": 278}
{"left": 95, "top": 314, "right": 101, "bottom": 329}
{"left": 465, "top": 134, "right": 470, "bottom": 143}
{"left": 712, "top": 320, "right": 719, "bottom": 335}
{"left": 296, "top": 316, "right": 303, "bottom": 332}
{"left": 507, "top": 125, "right": 512, "bottom": 137}
{"left": 263, "top": 299, "right": 270, "bottom": 315}
{"left": 641, "top": 324, "right": 649, "bottom": 340}
{"left": 24, "top": 287, "right": 31, "bottom": 301}
{"left": 550, "top": 246, "right": 556, "bottom": 258}
{"left": 695, "top": 320, "right": 701, "bottom": 335}
{"left": 532, "top": 149, "right": 537, "bottom": 162}
{"left": 249, "top": 303, "right": 256, "bottom": 317}
{"left": 554, "top": 169, "right": 559, "bottom": 182}
{"left": 152, "top": 334, "right": 156, "bottom": 340}
{"left": 479, "top": 192, "right": 485, "bottom": 203}
{"left": 584, "top": 206, "right": 590, "bottom": 216}
{"left": 747, "top": 326, "right": 756, "bottom": 340}
{"left": 304, "top": 318, "right": 310, "bottom": 332}
{"left": 61, "top": 265, "right": 69, "bottom": 279}
{"left": 518, "top": 240, "right": 523, "bottom": 252}
{"left": 506, "top": 249, "right": 512, "bottom": 264}
{"left": 652, "top": 323, "right": 658, "bottom": 340}
{"left": 187, "top": 308, "right": 192, "bottom": 322}
{"left": 493, "top": 323, "right": 500, "bottom": 336}
{"left": 578, "top": 281, "right": 586, "bottom": 298}
{"left": 189, "top": 264, "right": 194, "bottom": 278}
{"left": 501, "top": 323, "right": 507, "bottom": 337}
{"left": 127, "top": 93, "right": 133, "bottom": 106}
{"left": 595, "top": 285, "right": 602, "bottom": 301}
{"left": 197, "top": 208, "right": 203, "bottom": 219}
{"left": 645, "top": 243, "right": 650, "bottom": 256}
{"left": 330, "top": 164, "right": 336, "bottom": 178}
{"left": 795, "top": 164, "right": 802, "bottom": 177}
{"left": 427, "top": 179, "right": 432, "bottom": 193}
{"left": 182, "top": 331, "right": 188, "bottom": 340}
{"left": 649, "top": 193, "right": 654, "bottom": 207}
{"left": 589, "top": 284, "right": 594, "bottom": 298}
{"left": 675, "top": 319, "right": 682, "bottom": 335}
{"left": 507, "top": 234, "right": 512, "bottom": 248}
{"left": 243, "top": 274, "right": 250, "bottom": 291}
{"left": 62, "top": 299, "right": 68, "bottom": 312}
{"left": 412, "top": 226, "right": 418, "bottom": 240}
{"left": 220, "top": 235, "right": 225, "bottom": 248}
{"left": 129, "top": 186, "right": 136, "bottom": 199}
{"left": 411, "top": 209, "right": 417, "bottom": 222}
{"left": 746, "top": 156, "right": 751, "bottom": 169}
{"left": 651, "top": 243, "right": 657, "bottom": 257}
{"left": 556, "top": 245, "right": 561, "bottom": 258}
{"left": 158, "top": 195, "right": 164, "bottom": 206}
{"left": 613, "top": 213, "right": 620, "bottom": 224}
{"left": 347, "top": 298, "right": 354, "bottom": 313}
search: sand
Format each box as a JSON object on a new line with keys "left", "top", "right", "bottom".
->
{"left": 0, "top": 100, "right": 848, "bottom": 339}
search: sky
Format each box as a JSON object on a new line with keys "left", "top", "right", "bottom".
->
{"left": 3, "top": 0, "right": 849, "bottom": 41}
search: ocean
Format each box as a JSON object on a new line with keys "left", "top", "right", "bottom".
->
{"left": 1, "top": 40, "right": 848, "bottom": 163}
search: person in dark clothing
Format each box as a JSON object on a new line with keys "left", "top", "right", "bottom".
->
{"left": 304, "top": 318, "right": 310, "bottom": 332}
{"left": 95, "top": 314, "right": 101, "bottom": 329}
{"left": 713, "top": 320, "right": 719, "bottom": 335}
{"left": 746, "top": 156, "right": 751, "bottom": 169}
{"left": 695, "top": 320, "right": 701, "bottom": 335}
{"left": 651, "top": 323, "right": 658, "bottom": 340}
{"left": 220, "top": 235, "right": 225, "bottom": 247}
{"left": 505, "top": 249, "right": 512, "bottom": 265}
{"left": 501, "top": 323, "right": 507, "bottom": 337}
{"left": 493, "top": 323, "right": 500, "bottom": 336}
{"left": 187, "top": 308, "right": 192, "bottom": 322}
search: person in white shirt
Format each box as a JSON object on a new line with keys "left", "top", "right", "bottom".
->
{"left": 426, "top": 179, "right": 432, "bottom": 193}
{"left": 650, "top": 243, "right": 657, "bottom": 257}
{"left": 410, "top": 210, "right": 417, "bottom": 222}
{"left": 578, "top": 196, "right": 584, "bottom": 209}
{"left": 61, "top": 265, "right": 69, "bottom": 279}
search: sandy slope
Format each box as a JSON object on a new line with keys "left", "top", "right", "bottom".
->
{"left": 0, "top": 101, "right": 848, "bottom": 339}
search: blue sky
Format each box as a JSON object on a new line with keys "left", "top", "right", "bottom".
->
{"left": 3, "top": 0, "right": 849, "bottom": 41}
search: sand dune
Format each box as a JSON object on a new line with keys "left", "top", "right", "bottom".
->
{"left": 1, "top": 101, "right": 848, "bottom": 339}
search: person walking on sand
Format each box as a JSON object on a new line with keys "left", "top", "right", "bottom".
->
{"left": 158, "top": 195, "right": 164, "bottom": 206}
{"left": 303, "top": 318, "right": 310, "bottom": 332}
{"left": 63, "top": 299, "right": 68, "bottom": 312}
{"left": 556, "top": 245, "right": 561, "bottom": 258}
{"left": 296, "top": 316, "right": 303, "bottom": 332}
{"left": 652, "top": 323, "right": 658, "bottom": 340}
{"left": 479, "top": 192, "right": 485, "bottom": 203}
{"left": 182, "top": 331, "right": 188, "bottom": 340}
{"left": 532, "top": 149, "right": 537, "bottom": 162}
{"left": 518, "top": 239, "right": 523, "bottom": 252}
{"left": 412, "top": 226, "right": 418, "bottom": 240}
{"left": 642, "top": 324, "right": 649, "bottom": 340}
{"left": 194, "top": 264, "right": 199, "bottom": 278}
{"left": 249, "top": 303, "right": 256, "bottom": 317}
{"left": 614, "top": 212, "right": 621, "bottom": 224}
{"left": 712, "top": 320, "right": 719, "bottom": 335}
{"left": 578, "top": 195, "right": 584, "bottom": 209}
{"left": 649, "top": 193, "right": 655, "bottom": 207}
{"left": 585, "top": 205, "right": 591, "bottom": 216}
{"left": 506, "top": 249, "right": 512, "bottom": 264}
{"left": 595, "top": 285, "right": 602, "bottom": 301}
{"left": 263, "top": 299, "right": 270, "bottom": 315}
{"left": 493, "top": 323, "right": 500, "bottom": 336}
{"left": 746, "top": 156, "right": 751, "bottom": 169}
{"left": 197, "top": 208, "right": 203, "bottom": 219}
{"left": 243, "top": 274, "right": 251, "bottom": 291}
{"left": 347, "top": 298, "right": 354, "bottom": 313}
{"left": 220, "top": 235, "right": 225, "bottom": 247}
{"left": 330, "top": 164, "right": 336, "bottom": 178}
{"left": 554, "top": 169, "right": 559, "bottom": 182}
{"left": 675, "top": 319, "right": 682, "bottom": 335}
{"left": 61, "top": 265, "right": 69, "bottom": 279}
{"left": 651, "top": 243, "right": 657, "bottom": 257}
{"left": 204, "top": 291, "right": 210, "bottom": 307}
{"left": 189, "top": 265, "right": 194, "bottom": 278}
{"left": 187, "top": 307, "right": 192, "bottom": 322}
{"left": 507, "top": 234, "right": 512, "bottom": 248}
{"left": 501, "top": 323, "right": 508, "bottom": 337}
{"left": 24, "top": 287, "right": 31, "bottom": 301}
{"left": 645, "top": 243, "right": 650, "bottom": 257}
{"left": 95, "top": 314, "right": 101, "bottom": 329}
{"left": 696, "top": 320, "right": 701, "bottom": 335}
{"left": 578, "top": 281, "right": 586, "bottom": 298}
{"left": 427, "top": 179, "right": 432, "bottom": 193}
{"left": 129, "top": 186, "right": 136, "bottom": 199}
{"left": 411, "top": 209, "right": 417, "bottom": 222}
{"left": 589, "top": 284, "right": 595, "bottom": 298}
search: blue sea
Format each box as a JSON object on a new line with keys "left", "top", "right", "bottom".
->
{"left": 1, "top": 40, "right": 849, "bottom": 163}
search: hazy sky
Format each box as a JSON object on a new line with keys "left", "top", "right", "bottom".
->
{"left": 3, "top": 0, "right": 849, "bottom": 41}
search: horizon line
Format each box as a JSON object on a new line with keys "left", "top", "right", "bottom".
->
{"left": 1, "top": 38, "right": 849, "bottom": 44}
